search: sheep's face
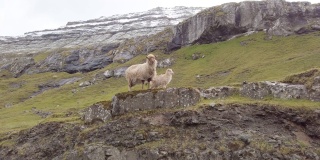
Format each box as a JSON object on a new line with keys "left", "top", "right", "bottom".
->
{"left": 146, "top": 54, "right": 156, "bottom": 65}
{"left": 166, "top": 69, "right": 174, "bottom": 75}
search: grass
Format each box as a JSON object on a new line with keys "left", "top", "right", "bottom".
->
{"left": 169, "top": 32, "right": 320, "bottom": 88}
{"left": 0, "top": 31, "right": 320, "bottom": 135}
{"left": 212, "top": 95, "right": 320, "bottom": 110}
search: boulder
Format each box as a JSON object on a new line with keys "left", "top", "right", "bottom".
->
{"left": 84, "top": 144, "right": 122, "bottom": 160}
{"left": 113, "top": 67, "right": 128, "bottom": 78}
{"left": 79, "top": 81, "right": 91, "bottom": 87}
{"left": 113, "top": 51, "right": 134, "bottom": 63}
{"left": 100, "top": 43, "right": 120, "bottom": 53}
{"left": 310, "top": 76, "right": 320, "bottom": 101}
{"left": 157, "top": 58, "right": 174, "bottom": 68}
{"left": 200, "top": 86, "right": 239, "bottom": 99}
{"left": 82, "top": 102, "right": 111, "bottom": 124}
{"left": 103, "top": 70, "right": 114, "bottom": 78}
{"left": 111, "top": 87, "right": 201, "bottom": 116}
{"left": 240, "top": 81, "right": 309, "bottom": 100}
{"left": 0, "top": 57, "right": 35, "bottom": 77}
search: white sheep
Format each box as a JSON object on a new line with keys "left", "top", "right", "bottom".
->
{"left": 150, "top": 68, "right": 174, "bottom": 89}
{"left": 125, "top": 54, "right": 157, "bottom": 91}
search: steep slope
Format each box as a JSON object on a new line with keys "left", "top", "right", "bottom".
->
{"left": 167, "top": 0, "right": 320, "bottom": 50}
{"left": 0, "top": 31, "right": 319, "bottom": 131}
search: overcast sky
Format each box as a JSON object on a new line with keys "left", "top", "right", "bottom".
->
{"left": 0, "top": 0, "right": 319, "bottom": 36}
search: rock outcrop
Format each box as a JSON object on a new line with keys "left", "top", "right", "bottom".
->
{"left": 111, "top": 87, "right": 201, "bottom": 116}
{"left": 167, "top": 0, "right": 320, "bottom": 50}
{"left": 83, "top": 88, "right": 201, "bottom": 123}
{"left": 83, "top": 101, "right": 112, "bottom": 124}
{"left": 200, "top": 86, "right": 239, "bottom": 99}
{"left": 240, "top": 77, "right": 320, "bottom": 101}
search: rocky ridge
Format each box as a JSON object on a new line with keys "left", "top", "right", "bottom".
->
{"left": 166, "top": 0, "right": 320, "bottom": 50}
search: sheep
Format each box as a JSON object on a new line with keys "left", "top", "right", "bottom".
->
{"left": 150, "top": 68, "right": 174, "bottom": 89}
{"left": 125, "top": 54, "right": 157, "bottom": 91}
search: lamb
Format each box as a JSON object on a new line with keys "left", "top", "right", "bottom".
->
{"left": 125, "top": 54, "right": 157, "bottom": 91}
{"left": 150, "top": 68, "right": 174, "bottom": 89}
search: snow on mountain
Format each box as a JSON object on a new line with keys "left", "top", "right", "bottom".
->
{"left": 0, "top": 6, "right": 205, "bottom": 55}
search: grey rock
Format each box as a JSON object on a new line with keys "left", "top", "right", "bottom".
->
{"left": 84, "top": 144, "right": 122, "bottom": 160}
{"left": 233, "top": 148, "right": 262, "bottom": 159}
{"left": 310, "top": 86, "right": 320, "bottom": 101}
{"left": 0, "top": 57, "right": 35, "bottom": 77}
{"left": 79, "top": 81, "right": 91, "bottom": 87}
{"left": 305, "top": 151, "right": 320, "bottom": 160}
{"left": 103, "top": 70, "right": 114, "bottom": 78}
{"left": 240, "top": 81, "right": 320, "bottom": 101}
{"left": 121, "top": 150, "right": 139, "bottom": 160}
{"left": 37, "top": 77, "right": 81, "bottom": 90}
{"left": 240, "top": 81, "right": 309, "bottom": 100}
{"left": 239, "top": 134, "right": 251, "bottom": 145}
{"left": 32, "top": 77, "right": 81, "bottom": 97}
{"left": 111, "top": 87, "right": 201, "bottom": 116}
{"left": 63, "top": 54, "right": 114, "bottom": 74}
{"left": 100, "top": 43, "right": 120, "bottom": 53}
{"left": 314, "top": 76, "right": 320, "bottom": 86}
{"left": 83, "top": 102, "right": 111, "bottom": 124}
{"left": 113, "top": 67, "right": 128, "bottom": 78}
{"left": 192, "top": 53, "right": 205, "bottom": 60}
{"left": 31, "top": 107, "right": 52, "bottom": 118}
{"left": 200, "top": 86, "right": 239, "bottom": 99}
{"left": 113, "top": 51, "right": 134, "bottom": 63}
{"left": 157, "top": 58, "right": 174, "bottom": 68}
{"left": 4, "top": 103, "right": 13, "bottom": 108}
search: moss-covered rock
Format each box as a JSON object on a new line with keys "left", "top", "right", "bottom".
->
{"left": 111, "top": 87, "right": 201, "bottom": 116}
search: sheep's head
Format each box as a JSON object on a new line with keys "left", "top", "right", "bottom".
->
{"left": 146, "top": 54, "right": 156, "bottom": 65}
{"left": 166, "top": 68, "right": 174, "bottom": 75}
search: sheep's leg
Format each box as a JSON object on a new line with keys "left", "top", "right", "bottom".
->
{"left": 128, "top": 79, "right": 133, "bottom": 91}
{"left": 141, "top": 80, "right": 145, "bottom": 89}
{"left": 147, "top": 78, "right": 152, "bottom": 89}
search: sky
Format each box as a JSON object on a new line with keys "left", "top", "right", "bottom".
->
{"left": 0, "top": 0, "right": 319, "bottom": 37}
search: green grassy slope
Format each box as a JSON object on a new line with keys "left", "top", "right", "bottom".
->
{"left": 0, "top": 31, "right": 320, "bottom": 134}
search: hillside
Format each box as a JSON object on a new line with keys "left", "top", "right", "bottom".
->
{"left": 0, "top": 31, "right": 320, "bottom": 133}
{"left": 1, "top": 0, "right": 320, "bottom": 159}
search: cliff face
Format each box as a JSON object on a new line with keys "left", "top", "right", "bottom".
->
{"left": 167, "top": 0, "right": 320, "bottom": 50}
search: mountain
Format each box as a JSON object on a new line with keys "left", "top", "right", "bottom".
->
{"left": 0, "top": 6, "right": 204, "bottom": 55}
{"left": 0, "top": 6, "right": 204, "bottom": 77}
